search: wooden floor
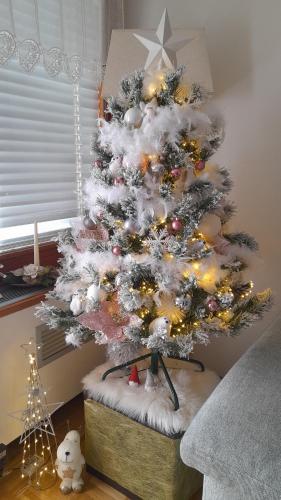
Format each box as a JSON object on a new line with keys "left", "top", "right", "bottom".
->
{"left": 1, "top": 394, "right": 202, "bottom": 500}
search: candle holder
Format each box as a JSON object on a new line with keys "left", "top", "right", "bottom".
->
{"left": 1, "top": 264, "right": 57, "bottom": 288}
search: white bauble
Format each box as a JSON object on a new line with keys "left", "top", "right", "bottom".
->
{"left": 149, "top": 316, "right": 171, "bottom": 336}
{"left": 86, "top": 284, "right": 106, "bottom": 302}
{"left": 109, "top": 156, "right": 122, "bottom": 176}
{"left": 70, "top": 292, "right": 84, "bottom": 316}
{"left": 124, "top": 107, "right": 143, "bottom": 128}
{"left": 198, "top": 214, "right": 222, "bottom": 240}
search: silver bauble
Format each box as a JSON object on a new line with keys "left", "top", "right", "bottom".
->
{"left": 124, "top": 219, "right": 137, "bottom": 234}
{"left": 124, "top": 107, "right": 143, "bottom": 128}
{"left": 217, "top": 292, "right": 234, "bottom": 309}
{"left": 175, "top": 294, "right": 192, "bottom": 311}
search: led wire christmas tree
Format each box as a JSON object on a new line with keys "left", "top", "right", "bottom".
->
{"left": 37, "top": 11, "right": 271, "bottom": 405}
{"left": 10, "top": 339, "right": 62, "bottom": 490}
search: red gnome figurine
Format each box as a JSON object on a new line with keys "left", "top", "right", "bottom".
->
{"left": 128, "top": 365, "right": 140, "bottom": 386}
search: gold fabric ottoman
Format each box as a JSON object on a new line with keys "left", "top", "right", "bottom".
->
{"left": 84, "top": 399, "right": 202, "bottom": 500}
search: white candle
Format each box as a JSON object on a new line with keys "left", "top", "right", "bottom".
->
{"left": 33, "top": 221, "right": 40, "bottom": 267}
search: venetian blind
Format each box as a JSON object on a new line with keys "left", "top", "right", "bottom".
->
{"left": 0, "top": 0, "right": 103, "bottom": 249}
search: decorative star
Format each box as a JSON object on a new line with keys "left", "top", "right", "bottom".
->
{"left": 134, "top": 9, "right": 194, "bottom": 72}
{"left": 9, "top": 401, "right": 64, "bottom": 443}
{"left": 63, "top": 466, "right": 76, "bottom": 479}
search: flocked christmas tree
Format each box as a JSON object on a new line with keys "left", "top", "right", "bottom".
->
{"left": 37, "top": 11, "right": 272, "bottom": 366}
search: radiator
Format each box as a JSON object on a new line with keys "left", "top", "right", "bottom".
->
{"left": 35, "top": 324, "right": 73, "bottom": 368}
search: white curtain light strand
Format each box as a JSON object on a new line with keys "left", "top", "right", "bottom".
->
{"left": 0, "top": 0, "right": 102, "bottom": 81}
{"left": 73, "top": 82, "right": 84, "bottom": 216}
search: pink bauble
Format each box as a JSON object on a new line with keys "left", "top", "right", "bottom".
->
{"left": 195, "top": 160, "right": 206, "bottom": 171}
{"left": 112, "top": 245, "right": 122, "bottom": 256}
{"left": 171, "top": 167, "right": 181, "bottom": 178}
{"left": 207, "top": 298, "right": 219, "bottom": 312}
{"left": 94, "top": 159, "right": 103, "bottom": 169}
{"left": 171, "top": 218, "right": 183, "bottom": 231}
{"left": 114, "top": 176, "right": 125, "bottom": 185}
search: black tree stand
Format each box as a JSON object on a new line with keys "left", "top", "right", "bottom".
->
{"left": 102, "top": 351, "right": 205, "bottom": 411}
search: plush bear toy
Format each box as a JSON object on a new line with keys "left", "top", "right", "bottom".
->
{"left": 56, "top": 430, "right": 85, "bottom": 494}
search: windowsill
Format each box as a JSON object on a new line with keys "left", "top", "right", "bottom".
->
{"left": 0, "top": 241, "right": 59, "bottom": 317}
{"left": 0, "top": 289, "right": 49, "bottom": 317}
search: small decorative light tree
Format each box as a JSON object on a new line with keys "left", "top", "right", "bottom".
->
{"left": 11, "top": 339, "right": 62, "bottom": 490}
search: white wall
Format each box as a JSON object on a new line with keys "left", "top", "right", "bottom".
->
{"left": 0, "top": 306, "right": 105, "bottom": 444}
{"left": 124, "top": 0, "right": 281, "bottom": 374}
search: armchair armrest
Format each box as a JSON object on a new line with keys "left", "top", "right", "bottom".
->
{"left": 180, "top": 327, "right": 281, "bottom": 499}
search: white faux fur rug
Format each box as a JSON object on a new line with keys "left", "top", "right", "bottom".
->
{"left": 82, "top": 361, "right": 220, "bottom": 435}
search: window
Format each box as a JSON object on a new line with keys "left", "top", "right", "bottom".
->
{"left": 0, "top": 0, "right": 102, "bottom": 251}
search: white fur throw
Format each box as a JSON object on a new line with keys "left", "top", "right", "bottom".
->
{"left": 82, "top": 361, "right": 220, "bottom": 435}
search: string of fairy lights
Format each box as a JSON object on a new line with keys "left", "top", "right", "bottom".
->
{"left": 10, "top": 339, "right": 63, "bottom": 491}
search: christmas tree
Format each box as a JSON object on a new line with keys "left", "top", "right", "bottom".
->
{"left": 38, "top": 17, "right": 271, "bottom": 365}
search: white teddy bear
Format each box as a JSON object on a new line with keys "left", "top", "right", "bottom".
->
{"left": 56, "top": 430, "right": 85, "bottom": 494}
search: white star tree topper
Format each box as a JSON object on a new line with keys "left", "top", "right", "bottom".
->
{"left": 134, "top": 9, "right": 194, "bottom": 72}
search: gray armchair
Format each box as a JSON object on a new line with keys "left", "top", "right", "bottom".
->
{"left": 180, "top": 326, "right": 281, "bottom": 500}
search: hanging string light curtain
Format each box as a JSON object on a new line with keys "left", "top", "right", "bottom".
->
{"left": 0, "top": 0, "right": 123, "bottom": 249}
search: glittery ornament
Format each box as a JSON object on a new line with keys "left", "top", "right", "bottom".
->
{"left": 171, "top": 217, "right": 183, "bottom": 232}
{"left": 206, "top": 297, "right": 219, "bottom": 312}
{"left": 174, "top": 84, "right": 189, "bottom": 104}
{"left": 217, "top": 291, "right": 234, "bottom": 309}
{"left": 124, "top": 107, "right": 143, "bottom": 128}
{"left": 175, "top": 294, "right": 191, "bottom": 311}
{"left": 171, "top": 167, "right": 181, "bottom": 178}
{"left": 180, "top": 138, "right": 200, "bottom": 162}
{"left": 112, "top": 245, "right": 122, "bottom": 256}
{"left": 195, "top": 160, "right": 206, "bottom": 171}
{"left": 83, "top": 211, "right": 96, "bottom": 230}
